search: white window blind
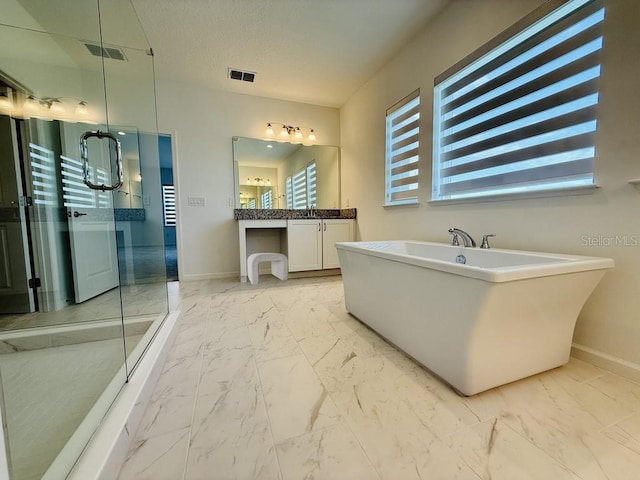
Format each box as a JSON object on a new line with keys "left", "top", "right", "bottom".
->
{"left": 285, "top": 177, "right": 293, "bottom": 209}
{"left": 432, "top": 0, "right": 604, "bottom": 201}
{"left": 29, "top": 143, "right": 57, "bottom": 206}
{"left": 162, "top": 185, "right": 176, "bottom": 227}
{"left": 385, "top": 89, "right": 420, "bottom": 205}
{"left": 261, "top": 189, "right": 273, "bottom": 209}
{"left": 249, "top": 198, "right": 256, "bottom": 209}
{"left": 61, "top": 155, "right": 93, "bottom": 208}
{"left": 292, "top": 168, "right": 307, "bottom": 209}
{"left": 306, "top": 161, "right": 317, "bottom": 207}
{"left": 286, "top": 161, "right": 317, "bottom": 209}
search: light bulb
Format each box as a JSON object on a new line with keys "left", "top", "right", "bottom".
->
{"left": 308, "top": 129, "right": 316, "bottom": 142}
{"left": 0, "top": 93, "right": 12, "bottom": 112}
{"left": 265, "top": 123, "right": 274, "bottom": 136}
{"left": 294, "top": 127, "right": 303, "bottom": 139}
{"left": 280, "top": 126, "right": 289, "bottom": 138}
{"left": 49, "top": 99, "right": 65, "bottom": 115}
{"left": 75, "top": 101, "right": 88, "bottom": 117}
{"left": 23, "top": 96, "right": 39, "bottom": 115}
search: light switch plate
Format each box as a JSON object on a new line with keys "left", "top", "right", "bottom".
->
{"left": 187, "top": 196, "right": 205, "bottom": 206}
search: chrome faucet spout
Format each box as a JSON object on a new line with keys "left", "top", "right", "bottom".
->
{"left": 448, "top": 228, "right": 476, "bottom": 247}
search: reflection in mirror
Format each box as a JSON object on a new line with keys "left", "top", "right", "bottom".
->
{"left": 112, "top": 128, "right": 143, "bottom": 209}
{"left": 233, "top": 137, "right": 339, "bottom": 209}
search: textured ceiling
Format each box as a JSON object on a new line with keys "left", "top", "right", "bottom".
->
{"left": 131, "top": 0, "right": 448, "bottom": 108}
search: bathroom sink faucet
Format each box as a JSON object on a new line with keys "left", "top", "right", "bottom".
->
{"left": 448, "top": 228, "right": 476, "bottom": 247}
{"left": 307, "top": 205, "right": 316, "bottom": 217}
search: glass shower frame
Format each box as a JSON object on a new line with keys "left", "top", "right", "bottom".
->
{"left": 0, "top": 1, "right": 168, "bottom": 478}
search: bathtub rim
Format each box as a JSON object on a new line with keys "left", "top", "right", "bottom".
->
{"left": 335, "top": 240, "right": 614, "bottom": 283}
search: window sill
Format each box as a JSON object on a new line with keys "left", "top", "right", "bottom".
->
{"left": 429, "top": 184, "right": 600, "bottom": 206}
{"left": 383, "top": 200, "right": 420, "bottom": 209}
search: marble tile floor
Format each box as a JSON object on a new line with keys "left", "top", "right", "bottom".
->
{"left": 119, "top": 276, "right": 640, "bottom": 480}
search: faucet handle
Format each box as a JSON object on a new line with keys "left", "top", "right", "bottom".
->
{"left": 480, "top": 234, "right": 496, "bottom": 249}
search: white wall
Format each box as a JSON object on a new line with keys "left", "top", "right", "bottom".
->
{"left": 154, "top": 79, "right": 339, "bottom": 279}
{"left": 340, "top": 0, "right": 640, "bottom": 371}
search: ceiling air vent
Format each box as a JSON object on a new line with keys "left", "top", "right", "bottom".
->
{"left": 228, "top": 68, "right": 256, "bottom": 83}
{"left": 84, "top": 42, "right": 127, "bottom": 61}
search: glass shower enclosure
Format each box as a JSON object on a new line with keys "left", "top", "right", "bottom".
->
{"left": 0, "top": 1, "right": 168, "bottom": 478}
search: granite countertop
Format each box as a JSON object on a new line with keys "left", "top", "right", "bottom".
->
{"left": 115, "top": 208, "right": 146, "bottom": 221}
{"left": 234, "top": 208, "right": 357, "bottom": 220}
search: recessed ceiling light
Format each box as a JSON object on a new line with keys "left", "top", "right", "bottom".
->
{"left": 267, "top": 144, "right": 273, "bottom": 148}
{"left": 117, "top": 131, "right": 126, "bottom": 136}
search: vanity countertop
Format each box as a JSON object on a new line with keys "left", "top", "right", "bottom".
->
{"left": 115, "top": 208, "right": 146, "bottom": 221}
{"left": 234, "top": 208, "right": 356, "bottom": 221}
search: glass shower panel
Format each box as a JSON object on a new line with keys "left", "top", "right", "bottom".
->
{"left": 0, "top": 3, "right": 129, "bottom": 478}
{"left": 100, "top": 12, "right": 169, "bottom": 376}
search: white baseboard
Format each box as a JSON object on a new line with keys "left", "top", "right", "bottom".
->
{"left": 180, "top": 271, "right": 239, "bottom": 281}
{"left": 66, "top": 311, "right": 181, "bottom": 480}
{"left": 572, "top": 343, "right": 640, "bottom": 383}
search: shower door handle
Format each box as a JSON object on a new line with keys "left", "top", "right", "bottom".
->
{"left": 79, "top": 131, "right": 123, "bottom": 191}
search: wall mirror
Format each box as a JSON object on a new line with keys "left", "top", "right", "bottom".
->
{"left": 233, "top": 136, "right": 340, "bottom": 209}
{"left": 112, "top": 127, "right": 143, "bottom": 209}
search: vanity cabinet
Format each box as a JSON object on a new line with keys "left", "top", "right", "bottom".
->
{"left": 287, "top": 219, "right": 355, "bottom": 272}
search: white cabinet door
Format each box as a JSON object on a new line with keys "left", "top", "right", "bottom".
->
{"left": 287, "top": 219, "right": 322, "bottom": 271}
{"left": 322, "top": 219, "right": 354, "bottom": 269}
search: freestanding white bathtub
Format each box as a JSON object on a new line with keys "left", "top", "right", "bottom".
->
{"left": 336, "top": 240, "right": 614, "bottom": 396}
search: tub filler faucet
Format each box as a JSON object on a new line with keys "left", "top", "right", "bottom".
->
{"left": 448, "top": 228, "right": 476, "bottom": 247}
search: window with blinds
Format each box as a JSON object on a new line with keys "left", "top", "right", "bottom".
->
{"left": 432, "top": 0, "right": 604, "bottom": 201}
{"left": 292, "top": 168, "right": 307, "bottom": 209}
{"left": 306, "top": 161, "right": 317, "bottom": 207}
{"left": 162, "top": 185, "right": 176, "bottom": 227}
{"left": 385, "top": 89, "right": 420, "bottom": 205}
{"left": 261, "top": 189, "right": 273, "bottom": 209}
{"left": 285, "top": 177, "right": 293, "bottom": 208}
{"left": 29, "top": 143, "right": 57, "bottom": 206}
{"left": 286, "top": 160, "right": 317, "bottom": 209}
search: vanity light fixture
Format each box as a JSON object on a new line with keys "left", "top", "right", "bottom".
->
{"left": 21, "top": 95, "right": 89, "bottom": 119}
{"left": 247, "top": 177, "right": 270, "bottom": 185}
{"left": 265, "top": 122, "right": 316, "bottom": 143}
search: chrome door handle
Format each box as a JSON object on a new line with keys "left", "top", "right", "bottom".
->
{"left": 73, "top": 211, "right": 88, "bottom": 217}
{"left": 79, "top": 130, "right": 123, "bottom": 191}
